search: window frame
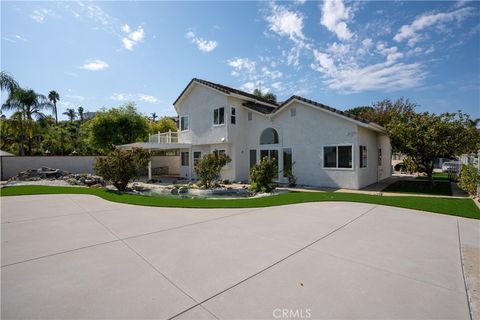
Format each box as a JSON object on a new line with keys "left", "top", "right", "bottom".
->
{"left": 231, "top": 107, "right": 236, "bottom": 124}
{"left": 180, "top": 115, "right": 189, "bottom": 132}
{"left": 359, "top": 145, "right": 368, "bottom": 168}
{"left": 181, "top": 151, "right": 189, "bottom": 166}
{"left": 193, "top": 151, "right": 202, "bottom": 164}
{"left": 213, "top": 149, "right": 226, "bottom": 157}
{"left": 290, "top": 107, "right": 296, "bottom": 117}
{"left": 259, "top": 128, "right": 279, "bottom": 145}
{"left": 322, "top": 144, "right": 354, "bottom": 170}
{"left": 213, "top": 107, "right": 225, "bottom": 126}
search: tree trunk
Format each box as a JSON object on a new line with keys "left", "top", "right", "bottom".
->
{"left": 425, "top": 162, "right": 435, "bottom": 187}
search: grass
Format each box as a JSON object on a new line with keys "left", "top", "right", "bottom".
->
{"left": 384, "top": 180, "right": 452, "bottom": 196}
{"left": 416, "top": 172, "right": 451, "bottom": 181}
{"left": 1, "top": 185, "right": 479, "bottom": 220}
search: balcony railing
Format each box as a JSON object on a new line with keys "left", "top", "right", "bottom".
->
{"left": 148, "top": 131, "right": 179, "bottom": 144}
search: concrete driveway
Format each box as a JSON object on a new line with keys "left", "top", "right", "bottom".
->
{"left": 1, "top": 194, "right": 478, "bottom": 319}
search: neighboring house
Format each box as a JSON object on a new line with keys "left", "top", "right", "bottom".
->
{"left": 121, "top": 78, "right": 392, "bottom": 189}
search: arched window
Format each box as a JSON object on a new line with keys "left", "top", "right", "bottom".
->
{"left": 260, "top": 128, "right": 279, "bottom": 145}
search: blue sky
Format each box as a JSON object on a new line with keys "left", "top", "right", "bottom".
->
{"left": 1, "top": 1, "right": 479, "bottom": 120}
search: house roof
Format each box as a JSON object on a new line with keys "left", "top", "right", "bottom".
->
{"left": 173, "top": 78, "right": 381, "bottom": 129}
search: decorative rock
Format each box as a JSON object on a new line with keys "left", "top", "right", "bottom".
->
{"left": 178, "top": 186, "right": 188, "bottom": 194}
{"left": 89, "top": 183, "right": 103, "bottom": 188}
{"left": 170, "top": 188, "right": 179, "bottom": 195}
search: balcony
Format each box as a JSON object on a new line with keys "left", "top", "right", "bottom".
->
{"left": 148, "top": 131, "right": 179, "bottom": 144}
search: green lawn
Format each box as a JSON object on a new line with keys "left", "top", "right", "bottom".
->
{"left": 416, "top": 172, "right": 451, "bottom": 181}
{"left": 1, "top": 185, "right": 478, "bottom": 220}
{"left": 384, "top": 180, "right": 452, "bottom": 196}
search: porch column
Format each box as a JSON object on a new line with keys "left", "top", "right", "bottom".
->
{"left": 148, "top": 148, "right": 152, "bottom": 180}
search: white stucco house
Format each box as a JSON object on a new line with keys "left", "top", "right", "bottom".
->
{"left": 121, "top": 78, "right": 392, "bottom": 189}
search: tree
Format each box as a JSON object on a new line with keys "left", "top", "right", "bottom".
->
{"left": 78, "top": 106, "right": 84, "bottom": 122}
{"left": 253, "top": 88, "right": 277, "bottom": 102}
{"left": 0, "top": 71, "right": 18, "bottom": 94}
{"left": 194, "top": 152, "right": 231, "bottom": 188}
{"left": 344, "top": 106, "right": 374, "bottom": 118}
{"left": 249, "top": 156, "right": 278, "bottom": 192}
{"left": 346, "top": 98, "right": 416, "bottom": 128}
{"left": 149, "top": 117, "right": 177, "bottom": 134}
{"left": 94, "top": 147, "right": 151, "bottom": 191}
{"left": 2, "top": 87, "right": 52, "bottom": 155}
{"left": 388, "top": 111, "right": 480, "bottom": 185}
{"left": 151, "top": 112, "right": 158, "bottom": 122}
{"left": 48, "top": 90, "right": 60, "bottom": 124}
{"left": 88, "top": 103, "right": 149, "bottom": 153}
{"left": 63, "top": 108, "right": 77, "bottom": 122}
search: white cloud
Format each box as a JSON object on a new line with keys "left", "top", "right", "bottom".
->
{"left": 239, "top": 82, "right": 257, "bottom": 93}
{"left": 320, "top": 0, "right": 354, "bottom": 41}
{"left": 110, "top": 93, "right": 159, "bottom": 104}
{"left": 30, "top": 9, "right": 53, "bottom": 23}
{"left": 185, "top": 31, "right": 218, "bottom": 52}
{"left": 311, "top": 49, "right": 424, "bottom": 92}
{"left": 228, "top": 58, "right": 256, "bottom": 75}
{"left": 261, "top": 67, "right": 282, "bottom": 80}
{"left": 266, "top": 4, "right": 305, "bottom": 44}
{"left": 271, "top": 81, "right": 283, "bottom": 90}
{"left": 122, "top": 25, "right": 145, "bottom": 51}
{"left": 79, "top": 59, "right": 109, "bottom": 71}
{"left": 138, "top": 94, "right": 159, "bottom": 104}
{"left": 393, "top": 7, "right": 475, "bottom": 46}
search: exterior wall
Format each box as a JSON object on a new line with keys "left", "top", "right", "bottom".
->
{"left": 357, "top": 127, "right": 380, "bottom": 188}
{"left": 150, "top": 156, "right": 180, "bottom": 175}
{"left": 377, "top": 134, "right": 392, "bottom": 180}
{"left": 0, "top": 155, "right": 181, "bottom": 180}
{"left": 176, "top": 83, "right": 229, "bottom": 145}
{"left": 1, "top": 156, "right": 98, "bottom": 180}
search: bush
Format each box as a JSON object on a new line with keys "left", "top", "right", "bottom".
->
{"left": 249, "top": 156, "right": 278, "bottom": 193}
{"left": 94, "top": 147, "right": 151, "bottom": 191}
{"left": 285, "top": 170, "right": 297, "bottom": 187}
{"left": 194, "top": 152, "right": 231, "bottom": 188}
{"left": 458, "top": 164, "right": 479, "bottom": 196}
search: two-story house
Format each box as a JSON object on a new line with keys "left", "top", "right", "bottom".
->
{"left": 121, "top": 78, "right": 392, "bottom": 189}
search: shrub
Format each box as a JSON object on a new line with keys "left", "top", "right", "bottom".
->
{"left": 285, "top": 170, "right": 297, "bottom": 187}
{"left": 194, "top": 152, "right": 231, "bottom": 188}
{"left": 94, "top": 147, "right": 151, "bottom": 191}
{"left": 249, "top": 156, "right": 278, "bottom": 193}
{"left": 458, "top": 164, "right": 479, "bottom": 196}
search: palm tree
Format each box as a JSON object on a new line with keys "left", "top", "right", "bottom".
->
{"left": 151, "top": 112, "right": 158, "bottom": 122}
{"left": 78, "top": 106, "right": 84, "bottom": 122}
{"left": 0, "top": 71, "right": 18, "bottom": 94}
{"left": 2, "top": 87, "right": 52, "bottom": 155}
{"left": 63, "top": 108, "right": 77, "bottom": 122}
{"left": 48, "top": 91, "right": 60, "bottom": 124}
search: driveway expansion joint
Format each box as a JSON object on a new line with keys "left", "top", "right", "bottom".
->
{"left": 168, "top": 205, "right": 376, "bottom": 320}
{"left": 457, "top": 219, "right": 474, "bottom": 320}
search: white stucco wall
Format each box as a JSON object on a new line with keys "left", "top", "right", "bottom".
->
{"left": 176, "top": 83, "right": 229, "bottom": 145}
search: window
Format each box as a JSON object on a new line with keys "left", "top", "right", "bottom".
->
{"left": 359, "top": 146, "right": 367, "bottom": 168}
{"left": 249, "top": 149, "right": 257, "bottom": 168}
{"left": 260, "top": 128, "right": 279, "bottom": 145}
{"left": 180, "top": 116, "right": 189, "bottom": 131}
{"left": 323, "top": 147, "right": 337, "bottom": 168}
{"left": 181, "top": 152, "right": 189, "bottom": 166}
{"left": 260, "top": 149, "right": 278, "bottom": 179}
{"left": 290, "top": 108, "right": 296, "bottom": 117}
{"left": 248, "top": 112, "right": 252, "bottom": 121}
{"left": 213, "top": 149, "right": 226, "bottom": 157}
{"left": 231, "top": 107, "right": 236, "bottom": 124}
{"left": 378, "top": 148, "right": 382, "bottom": 166}
{"left": 193, "top": 151, "right": 202, "bottom": 164}
{"left": 213, "top": 107, "right": 225, "bottom": 125}
{"left": 323, "top": 145, "right": 353, "bottom": 169}
{"left": 283, "top": 148, "right": 293, "bottom": 177}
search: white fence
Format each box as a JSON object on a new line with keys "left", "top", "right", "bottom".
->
{"left": 0, "top": 155, "right": 180, "bottom": 180}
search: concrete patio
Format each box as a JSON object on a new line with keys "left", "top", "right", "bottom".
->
{"left": 1, "top": 194, "right": 478, "bottom": 319}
